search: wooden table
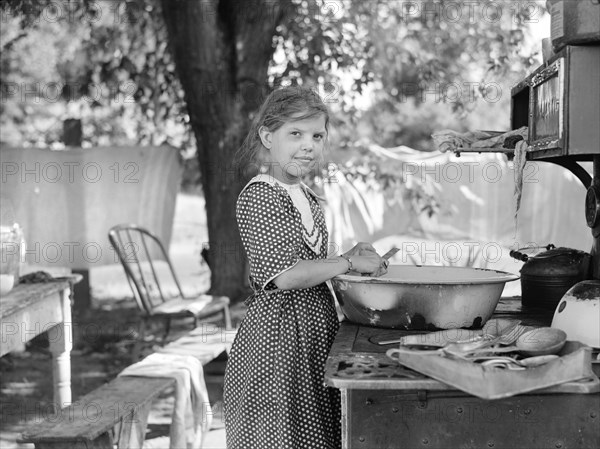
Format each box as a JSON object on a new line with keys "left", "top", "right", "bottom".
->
{"left": 325, "top": 298, "right": 600, "bottom": 448}
{"left": 1, "top": 279, "right": 79, "bottom": 410}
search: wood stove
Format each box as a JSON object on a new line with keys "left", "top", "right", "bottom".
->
{"left": 324, "top": 301, "right": 600, "bottom": 448}
{"left": 323, "top": 44, "right": 600, "bottom": 449}
{"left": 510, "top": 45, "right": 600, "bottom": 279}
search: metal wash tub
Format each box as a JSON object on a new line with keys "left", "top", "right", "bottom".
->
{"left": 331, "top": 265, "right": 519, "bottom": 330}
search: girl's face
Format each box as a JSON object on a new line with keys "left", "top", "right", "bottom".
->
{"left": 259, "top": 113, "right": 327, "bottom": 184}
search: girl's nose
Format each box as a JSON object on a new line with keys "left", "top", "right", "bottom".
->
{"left": 302, "top": 138, "right": 314, "bottom": 151}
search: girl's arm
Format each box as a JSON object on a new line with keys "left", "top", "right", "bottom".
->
{"left": 273, "top": 253, "right": 384, "bottom": 290}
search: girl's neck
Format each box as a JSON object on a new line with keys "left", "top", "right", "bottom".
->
{"left": 275, "top": 176, "right": 301, "bottom": 186}
{"left": 262, "top": 167, "right": 301, "bottom": 186}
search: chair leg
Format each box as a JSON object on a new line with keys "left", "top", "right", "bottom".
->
{"left": 132, "top": 318, "right": 147, "bottom": 362}
{"left": 162, "top": 317, "right": 172, "bottom": 341}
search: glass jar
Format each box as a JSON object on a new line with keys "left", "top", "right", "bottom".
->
{"left": 1, "top": 224, "right": 22, "bottom": 295}
{"left": 0, "top": 197, "right": 24, "bottom": 296}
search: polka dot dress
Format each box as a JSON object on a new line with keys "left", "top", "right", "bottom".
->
{"left": 224, "top": 178, "right": 341, "bottom": 448}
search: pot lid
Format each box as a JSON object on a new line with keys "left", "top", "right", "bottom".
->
{"left": 532, "top": 247, "right": 588, "bottom": 259}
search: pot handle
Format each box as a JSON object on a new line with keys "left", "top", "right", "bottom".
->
{"left": 509, "top": 249, "right": 529, "bottom": 262}
{"left": 509, "top": 244, "right": 556, "bottom": 262}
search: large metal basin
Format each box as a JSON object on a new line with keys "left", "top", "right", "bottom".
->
{"left": 331, "top": 265, "right": 519, "bottom": 330}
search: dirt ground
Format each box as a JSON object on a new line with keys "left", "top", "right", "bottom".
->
{"left": 0, "top": 296, "right": 248, "bottom": 449}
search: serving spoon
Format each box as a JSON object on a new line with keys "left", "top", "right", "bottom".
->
{"left": 377, "top": 318, "right": 523, "bottom": 346}
{"left": 391, "top": 322, "right": 523, "bottom": 355}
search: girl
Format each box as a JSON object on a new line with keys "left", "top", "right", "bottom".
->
{"left": 224, "top": 86, "right": 387, "bottom": 448}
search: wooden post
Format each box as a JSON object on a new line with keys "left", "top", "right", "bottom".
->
{"left": 62, "top": 119, "right": 82, "bottom": 147}
{"left": 62, "top": 119, "right": 91, "bottom": 314}
{"left": 71, "top": 269, "right": 91, "bottom": 316}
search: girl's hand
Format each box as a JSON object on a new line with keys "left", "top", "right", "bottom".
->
{"left": 344, "top": 242, "right": 377, "bottom": 257}
{"left": 350, "top": 252, "right": 388, "bottom": 277}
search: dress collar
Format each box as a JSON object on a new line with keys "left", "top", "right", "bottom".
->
{"left": 242, "top": 174, "right": 324, "bottom": 201}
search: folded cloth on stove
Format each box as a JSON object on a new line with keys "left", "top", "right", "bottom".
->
{"left": 431, "top": 127, "right": 528, "bottom": 153}
{"left": 431, "top": 129, "right": 495, "bottom": 152}
{"left": 119, "top": 352, "right": 212, "bottom": 449}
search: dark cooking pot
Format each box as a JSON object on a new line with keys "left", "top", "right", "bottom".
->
{"left": 510, "top": 244, "right": 591, "bottom": 310}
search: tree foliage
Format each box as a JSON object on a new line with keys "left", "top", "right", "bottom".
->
{"left": 1, "top": 0, "right": 190, "bottom": 148}
{"left": 1, "top": 0, "right": 542, "bottom": 151}
{"left": 0, "top": 0, "right": 545, "bottom": 300}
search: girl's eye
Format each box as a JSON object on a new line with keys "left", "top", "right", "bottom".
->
{"left": 291, "top": 131, "right": 301, "bottom": 136}
{"left": 314, "top": 134, "right": 324, "bottom": 140}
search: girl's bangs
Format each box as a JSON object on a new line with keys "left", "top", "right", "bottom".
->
{"left": 285, "top": 109, "right": 327, "bottom": 122}
{"left": 282, "top": 100, "right": 329, "bottom": 128}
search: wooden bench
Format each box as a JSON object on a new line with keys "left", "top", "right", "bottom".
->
{"left": 20, "top": 376, "right": 175, "bottom": 449}
{"left": 20, "top": 328, "right": 236, "bottom": 449}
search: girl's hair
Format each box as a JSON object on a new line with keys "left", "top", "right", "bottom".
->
{"left": 235, "top": 86, "right": 330, "bottom": 176}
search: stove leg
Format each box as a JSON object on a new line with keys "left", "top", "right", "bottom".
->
{"left": 341, "top": 389, "right": 349, "bottom": 449}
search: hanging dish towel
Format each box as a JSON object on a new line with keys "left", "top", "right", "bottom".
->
{"left": 119, "top": 352, "right": 212, "bottom": 449}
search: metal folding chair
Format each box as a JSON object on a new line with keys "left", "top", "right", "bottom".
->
{"left": 108, "top": 224, "right": 232, "bottom": 353}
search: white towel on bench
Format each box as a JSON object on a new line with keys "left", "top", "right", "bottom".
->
{"left": 119, "top": 352, "right": 212, "bottom": 449}
{"left": 158, "top": 330, "right": 237, "bottom": 365}
{"left": 152, "top": 295, "right": 213, "bottom": 315}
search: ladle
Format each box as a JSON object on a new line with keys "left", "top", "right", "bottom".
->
{"left": 461, "top": 327, "right": 567, "bottom": 357}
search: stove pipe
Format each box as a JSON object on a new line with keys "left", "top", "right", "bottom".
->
{"left": 591, "top": 155, "right": 600, "bottom": 280}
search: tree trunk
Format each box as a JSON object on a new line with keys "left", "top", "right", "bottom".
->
{"left": 161, "top": 0, "right": 292, "bottom": 302}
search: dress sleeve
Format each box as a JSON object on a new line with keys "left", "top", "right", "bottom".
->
{"left": 237, "top": 183, "right": 302, "bottom": 291}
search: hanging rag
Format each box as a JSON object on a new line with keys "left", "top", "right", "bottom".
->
{"left": 119, "top": 352, "right": 212, "bottom": 449}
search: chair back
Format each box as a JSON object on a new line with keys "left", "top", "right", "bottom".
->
{"left": 108, "top": 224, "right": 186, "bottom": 315}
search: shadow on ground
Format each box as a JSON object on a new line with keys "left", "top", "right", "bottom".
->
{"left": 0, "top": 300, "right": 247, "bottom": 449}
